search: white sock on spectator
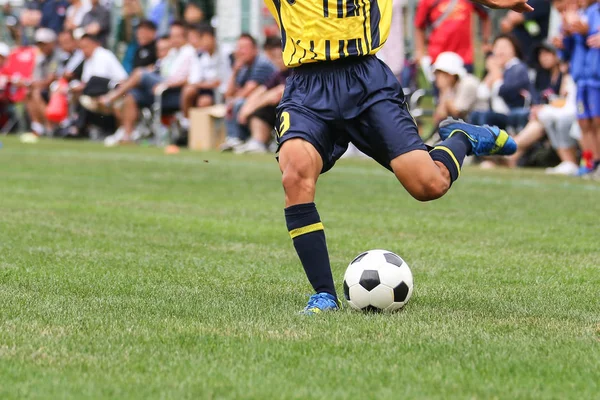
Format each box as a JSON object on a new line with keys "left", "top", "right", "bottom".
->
{"left": 31, "top": 122, "right": 45, "bottom": 135}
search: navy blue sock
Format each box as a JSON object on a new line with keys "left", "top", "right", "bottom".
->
{"left": 429, "top": 132, "right": 473, "bottom": 183}
{"left": 594, "top": 160, "right": 600, "bottom": 170}
{"left": 285, "top": 203, "right": 336, "bottom": 298}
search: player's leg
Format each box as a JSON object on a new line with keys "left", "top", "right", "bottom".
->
{"left": 277, "top": 110, "right": 339, "bottom": 314}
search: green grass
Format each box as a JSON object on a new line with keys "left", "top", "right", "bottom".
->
{"left": 1, "top": 137, "right": 599, "bottom": 399}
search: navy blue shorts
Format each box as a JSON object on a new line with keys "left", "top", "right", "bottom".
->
{"left": 276, "top": 56, "right": 426, "bottom": 173}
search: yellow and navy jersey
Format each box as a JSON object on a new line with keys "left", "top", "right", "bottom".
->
{"left": 264, "top": 0, "right": 392, "bottom": 67}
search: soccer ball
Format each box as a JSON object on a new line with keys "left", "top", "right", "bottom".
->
{"left": 343, "top": 249, "right": 413, "bottom": 312}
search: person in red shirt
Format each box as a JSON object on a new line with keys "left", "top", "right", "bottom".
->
{"left": 415, "top": 0, "right": 492, "bottom": 72}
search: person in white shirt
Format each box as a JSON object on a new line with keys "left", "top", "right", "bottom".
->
{"left": 180, "top": 24, "right": 229, "bottom": 127}
{"left": 78, "top": 34, "right": 127, "bottom": 84}
{"left": 99, "top": 21, "right": 195, "bottom": 144}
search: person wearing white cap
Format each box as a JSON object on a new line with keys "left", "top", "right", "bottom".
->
{"left": 24, "top": 28, "right": 62, "bottom": 136}
{"left": 432, "top": 52, "right": 481, "bottom": 124}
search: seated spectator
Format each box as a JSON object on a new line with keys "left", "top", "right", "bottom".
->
{"left": 235, "top": 37, "right": 288, "bottom": 154}
{"left": 69, "top": 33, "right": 127, "bottom": 136}
{"left": 25, "top": 28, "right": 61, "bottom": 136}
{"left": 221, "top": 34, "right": 277, "bottom": 151}
{"left": 431, "top": 52, "right": 481, "bottom": 125}
{"left": 64, "top": 0, "right": 91, "bottom": 31}
{"left": 131, "top": 20, "right": 158, "bottom": 70}
{"left": 56, "top": 30, "right": 84, "bottom": 77}
{"left": 81, "top": 0, "right": 111, "bottom": 46}
{"left": 118, "top": 0, "right": 146, "bottom": 73}
{"left": 470, "top": 34, "right": 531, "bottom": 131}
{"left": 179, "top": 24, "right": 229, "bottom": 128}
{"left": 99, "top": 22, "right": 195, "bottom": 145}
{"left": 507, "top": 42, "right": 577, "bottom": 172}
{"left": 500, "top": 0, "right": 551, "bottom": 65}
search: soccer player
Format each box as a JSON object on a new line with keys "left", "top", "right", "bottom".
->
{"left": 264, "top": 0, "right": 533, "bottom": 314}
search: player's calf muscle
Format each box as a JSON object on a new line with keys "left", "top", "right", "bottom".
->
{"left": 391, "top": 152, "right": 451, "bottom": 202}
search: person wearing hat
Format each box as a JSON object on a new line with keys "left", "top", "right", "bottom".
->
{"left": 432, "top": 52, "right": 481, "bottom": 124}
{"left": 24, "top": 28, "right": 61, "bottom": 136}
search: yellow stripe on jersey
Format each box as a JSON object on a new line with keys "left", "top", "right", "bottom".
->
{"left": 265, "top": 0, "right": 392, "bottom": 68}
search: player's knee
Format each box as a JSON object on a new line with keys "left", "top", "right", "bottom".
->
{"left": 409, "top": 176, "right": 449, "bottom": 202}
{"left": 281, "top": 166, "right": 315, "bottom": 196}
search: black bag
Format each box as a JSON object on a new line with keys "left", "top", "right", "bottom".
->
{"left": 83, "top": 76, "right": 112, "bottom": 97}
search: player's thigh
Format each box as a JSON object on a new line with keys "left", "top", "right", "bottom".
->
{"left": 353, "top": 100, "right": 427, "bottom": 168}
{"left": 276, "top": 107, "right": 335, "bottom": 173}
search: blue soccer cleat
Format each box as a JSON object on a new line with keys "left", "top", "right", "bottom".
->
{"left": 301, "top": 293, "right": 340, "bottom": 315}
{"left": 439, "top": 118, "right": 517, "bottom": 156}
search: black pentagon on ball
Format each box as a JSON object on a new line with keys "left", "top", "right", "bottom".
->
{"left": 384, "top": 252, "right": 403, "bottom": 267}
{"left": 343, "top": 280, "right": 350, "bottom": 301}
{"left": 393, "top": 281, "right": 409, "bottom": 302}
{"left": 351, "top": 252, "right": 368, "bottom": 264}
{"left": 359, "top": 270, "right": 380, "bottom": 291}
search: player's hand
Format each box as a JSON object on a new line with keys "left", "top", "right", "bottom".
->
{"left": 587, "top": 33, "right": 600, "bottom": 49}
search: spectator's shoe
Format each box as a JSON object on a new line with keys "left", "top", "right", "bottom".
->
{"left": 300, "top": 293, "right": 341, "bottom": 315}
{"left": 439, "top": 118, "right": 517, "bottom": 156}
{"left": 220, "top": 137, "right": 244, "bottom": 152}
{"left": 234, "top": 139, "right": 268, "bottom": 154}
{"left": 104, "top": 128, "right": 126, "bottom": 147}
{"left": 545, "top": 161, "right": 579, "bottom": 176}
{"left": 577, "top": 165, "right": 594, "bottom": 177}
{"left": 583, "top": 166, "right": 600, "bottom": 181}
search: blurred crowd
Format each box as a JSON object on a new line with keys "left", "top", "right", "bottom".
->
{"left": 0, "top": 0, "right": 600, "bottom": 179}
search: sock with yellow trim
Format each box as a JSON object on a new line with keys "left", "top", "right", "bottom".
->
{"left": 429, "top": 132, "right": 473, "bottom": 183}
{"left": 285, "top": 202, "right": 336, "bottom": 298}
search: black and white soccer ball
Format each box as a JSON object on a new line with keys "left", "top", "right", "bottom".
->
{"left": 343, "top": 249, "right": 413, "bottom": 312}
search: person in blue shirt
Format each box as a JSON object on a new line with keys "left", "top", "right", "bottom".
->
{"left": 563, "top": 0, "right": 600, "bottom": 175}
{"left": 221, "top": 34, "right": 277, "bottom": 151}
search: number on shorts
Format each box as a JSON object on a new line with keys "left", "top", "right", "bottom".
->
{"left": 279, "top": 112, "right": 291, "bottom": 137}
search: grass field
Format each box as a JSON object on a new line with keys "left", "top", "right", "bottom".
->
{"left": 1, "top": 136, "right": 599, "bottom": 399}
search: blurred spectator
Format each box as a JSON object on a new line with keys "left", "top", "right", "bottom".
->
{"left": 81, "top": 0, "right": 111, "bottom": 46}
{"left": 64, "top": 0, "right": 91, "bottom": 31}
{"left": 507, "top": 42, "right": 577, "bottom": 173}
{"left": 78, "top": 34, "right": 127, "bottom": 85}
{"left": 180, "top": 24, "right": 229, "bottom": 128}
{"left": 432, "top": 52, "right": 481, "bottom": 124}
{"left": 471, "top": 34, "right": 531, "bottom": 130}
{"left": 25, "top": 28, "right": 61, "bottom": 136}
{"left": 501, "top": 0, "right": 551, "bottom": 64}
{"left": 100, "top": 21, "right": 195, "bottom": 145}
{"left": 415, "top": 0, "right": 491, "bottom": 72}
{"left": 147, "top": 0, "right": 172, "bottom": 36}
{"left": 56, "top": 30, "right": 84, "bottom": 77}
{"left": 235, "top": 37, "right": 288, "bottom": 154}
{"left": 131, "top": 20, "right": 158, "bottom": 70}
{"left": 21, "top": 0, "right": 70, "bottom": 35}
{"left": 221, "top": 34, "right": 276, "bottom": 151}
{"left": 184, "top": 2, "right": 205, "bottom": 25}
{"left": 118, "top": 0, "right": 145, "bottom": 73}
